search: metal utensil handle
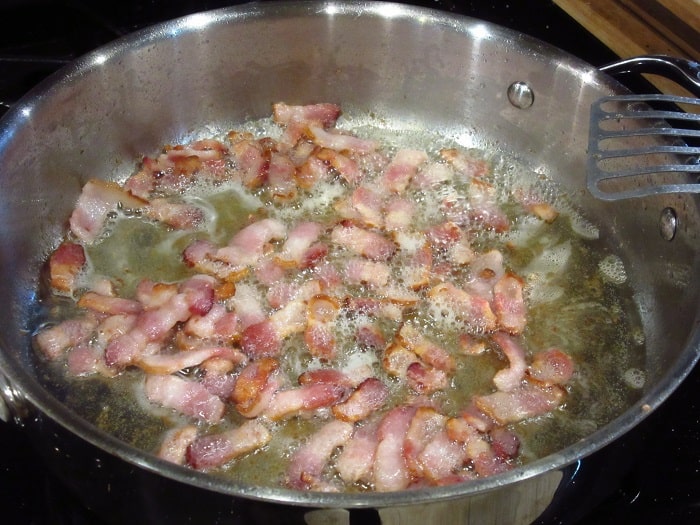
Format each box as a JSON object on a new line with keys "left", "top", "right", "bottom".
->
{"left": 599, "top": 55, "right": 700, "bottom": 97}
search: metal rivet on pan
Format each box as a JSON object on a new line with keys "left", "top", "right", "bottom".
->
{"left": 507, "top": 81, "right": 534, "bottom": 109}
{"left": 659, "top": 207, "right": 677, "bottom": 241}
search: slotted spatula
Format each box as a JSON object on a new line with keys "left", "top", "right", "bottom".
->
{"left": 587, "top": 56, "right": 700, "bottom": 201}
{"left": 587, "top": 94, "right": 700, "bottom": 200}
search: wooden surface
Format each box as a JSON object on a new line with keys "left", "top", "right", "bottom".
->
{"left": 553, "top": 0, "right": 699, "bottom": 97}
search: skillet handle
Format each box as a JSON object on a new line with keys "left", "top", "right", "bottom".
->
{"left": 599, "top": 55, "right": 700, "bottom": 98}
{"left": 0, "top": 372, "right": 29, "bottom": 425}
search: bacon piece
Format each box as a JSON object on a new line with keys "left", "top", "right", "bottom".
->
{"left": 382, "top": 341, "right": 420, "bottom": 378}
{"left": 418, "top": 431, "right": 467, "bottom": 483}
{"left": 473, "top": 383, "right": 566, "bottom": 425}
{"left": 305, "top": 294, "right": 340, "bottom": 360}
{"left": 179, "top": 275, "right": 216, "bottom": 316}
{"left": 264, "top": 382, "right": 347, "bottom": 421}
{"left": 527, "top": 348, "right": 575, "bottom": 386}
{"left": 299, "top": 368, "right": 356, "bottom": 388}
{"left": 229, "top": 136, "right": 269, "bottom": 189}
{"left": 336, "top": 422, "right": 379, "bottom": 484}
{"left": 184, "top": 303, "right": 240, "bottom": 341}
{"left": 458, "top": 333, "right": 487, "bottom": 356}
{"left": 217, "top": 218, "right": 287, "bottom": 269}
{"left": 308, "top": 126, "right": 378, "bottom": 154}
{"left": 135, "top": 346, "right": 245, "bottom": 375}
{"left": 296, "top": 153, "right": 330, "bottom": 189}
{"left": 286, "top": 420, "right": 354, "bottom": 490}
{"left": 467, "top": 249, "right": 505, "bottom": 300}
{"left": 373, "top": 405, "right": 416, "bottom": 492}
{"left": 381, "top": 149, "right": 428, "bottom": 193}
{"left": 428, "top": 282, "right": 498, "bottom": 333}
{"left": 35, "top": 316, "right": 98, "bottom": 359}
{"left": 182, "top": 239, "right": 243, "bottom": 281}
{"left": 66, "top": 341, "right": 106, "bottom": 377}
{"left": 187, "top": 419, "right": 272, "bottom": 470}
{"left": 231, "top": 357, "right": 281, "bottom": 418}
{"left": 384, "top": 197, "right": 415, "bottom": 232}
{"left": 345, "top": 258, "right": 391, "bottom": 288}
{"left": 272, "top": 102, "right": 342, "bottom": 129}
{"left": 439, "top": 148, "right": 489, "bottom": 180}
{"left": 240, "top": 299, "right": 306, "bottom": 359}
{"left": 104, "top": 292, "right": 194, "bottom": 368}
{"left": 426, "top": 221, "right": 462, "bottom": 251}
{"left": 406, "top": 362, "right": 449, "bottom": 394}
{"left": 355, "top": 323, "right": 387, "bottom": 350}
{"left": 445, "top": 416, "right": 492, "bottom": 461}
{"left": 404, "top": 407, "right": 447, "bottom": 473}
{"left": 77, "top": 291, "right": 143, "bottom": 316}
{"left": 275, "top": 221, "right": 325, "bottom": 268}
{"left": 228, "top": 282, "right": 266, "bottom": 330}
{"left": 492, "top": 332, "right": 527, "bottom": 392}
{"left": 48, "top": 242, "right": 86, "bottom": 293}
{"left": 335, "top": 185, "right": 385, "bottom": 227}
{"left": 144, "top": 374, "right": 225, "bottom": 424}
{"left": 398, "top": 324, "right": 455, "bottom": 373}
{"left": 135, "top": 280, "right": 178, "bottom": 309}
{"left": 69, "top": 179, "right": 146, "bottom": 242}
{"left": 316, "top": 147, "right": 363, "bottom": 185}
{"left": 331, "top": 223, "right": 396, "bottom": 261}
{"left": 412, "top": 161, "right": 453, "bottom": 189}
{"left": 468, "top": 179, "right": 510, "bottom": 233}
{"left": 514, "top": 188, "right": 559, "bottom": 223}
{"left": 158, "top": 425, "right": 199, "bottom": 465}
{"left": 145, "top": 198, "right": 205, "bottom": 230}
{"left": 267, "top": 152, "right": 298, "bottom": 202}
{"left": 332, "top": 378, "right": 389, "bottom": 422}
{"left": 490, "top": 427, "right": 520, "bottom": 460}
{"left": 493, "top": 273, "right": 527, "bottom": 334}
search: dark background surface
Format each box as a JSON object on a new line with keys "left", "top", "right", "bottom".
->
{"left": 0, "top": 1, "right": 697, "bottom": 524}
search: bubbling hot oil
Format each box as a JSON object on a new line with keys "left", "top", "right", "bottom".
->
{"left": 36, "top": 117, "right": 646, "bottom": 488}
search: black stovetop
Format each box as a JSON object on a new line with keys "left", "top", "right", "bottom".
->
{"left": 0, "top": 2, "right": 698, "bottom": 524}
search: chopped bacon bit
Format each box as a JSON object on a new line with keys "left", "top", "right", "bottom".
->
{"left": 528, "top": 348, "right": 575, "bottom": 386}
{"left": 493, "top": 273, "right": 527, "bottom": 335}
{"left": 77, "top": 291, "right": 143, "bottom": 316}
{"left": 35, "top": 316, "right": 98, "bottom": 359}
{"left": 428, "top": 282, "right": 498, "bottom": 333}
{"left": 331, "top": 223, "right": 396, "bottom": 261}
{"left": 336, "top": 422, "right": 378, "bottom": 484}
{"left": 264, "top": 382, "right": 347, "bottom": 421}
{"left": 373, "top": 405, "right": 416, "bottom": 492}
{"left": 145, "top": 198, "right": 205, "bottom": 230}
{"left": 332, "top": 378, "right": 389, "bottom": 422}
{"left": 492, "top": 332, "right": 528, "bottom": 392}
{"left": 187, "top": 419, "right": 272, "bottom": 470}
{"left": 231, "top": 357, "right": 281, "bottom": 418}
{"left": 48, "top": 242, "right": 86, "bottom": 293}
{"left": 144, "top": 374, "right": 225, "bottom": 424}
{"left": 272, "top": 102, "right": 342, "bottom": 129}
{"left": 473, "top": 383, "right": 566, "bottom": 425}
{"left": 286, "top": 419, "right": 354, "bottom": 490}
{"left": 309, "top": 126, "right": 378, "bottom": 154}
{"left": 439, "top": 148, "right": 489, "bottom": 180}
{"left": 276, "top": 221, "right": 324, "bottom": 268}
{"left": 158, "top": 425, "right": 199, "bottom": 465}
{"left": 135, "top": 346, "right": 245, "bottom": 375}
{"left": 381, "top": 149, "right": 428, "bottom": 193}
{"left": 69, "top": 179, "right": 146, "bottom": 242}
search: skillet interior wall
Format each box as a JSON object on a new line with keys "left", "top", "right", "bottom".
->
{"left": 0, "top": 0, "right": 698, "bottom": 454}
